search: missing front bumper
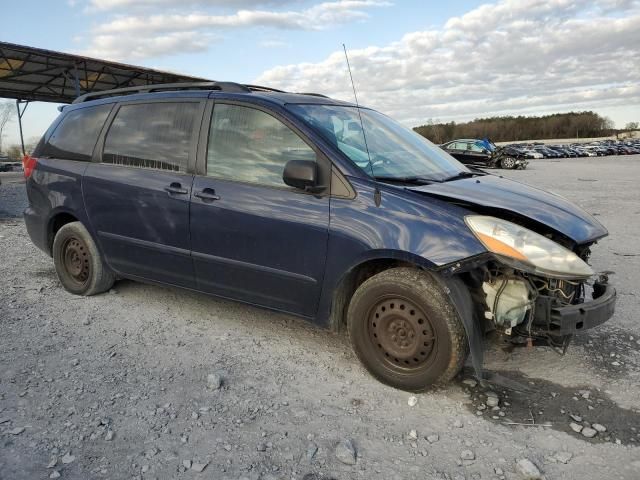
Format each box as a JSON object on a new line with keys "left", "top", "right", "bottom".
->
{"left": 532, "top": 280, "right": 616, "bottom": 336}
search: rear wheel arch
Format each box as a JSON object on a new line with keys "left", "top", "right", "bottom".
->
{"left": 47, "top": 211, "right": 80, "bottom": 255}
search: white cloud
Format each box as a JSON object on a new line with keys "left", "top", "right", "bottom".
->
{"left": 89, "top": 0, "right": 299, "bottom": 10}
{"left": 81, "top": 0, "right": 389, "bottom": 60}
{"left": 84, "top": 31, "right": 217, "bottom": 61}
{"left": 256, "top": 0, "right": 640, "bottom": 127}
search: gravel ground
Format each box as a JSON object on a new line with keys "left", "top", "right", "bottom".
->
{"left": 1, "top": 157, "right": 639, "bottom": 480}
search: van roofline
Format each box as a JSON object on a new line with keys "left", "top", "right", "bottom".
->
{"left": 71, "top": 81, "right": 356, "bottom": 108}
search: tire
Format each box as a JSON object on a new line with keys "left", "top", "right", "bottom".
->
{"left": 500, "top": 157, "right": 516, "bottom": 169}
{"left": 347, "top": 267, "right": 467, "bottom": 391}
{"left": 52, "top": 221, "right": 115, "bottom": 296}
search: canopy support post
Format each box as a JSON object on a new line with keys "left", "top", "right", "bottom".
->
{"left": 16, "top": 99, "right": 29, "bottom": 156}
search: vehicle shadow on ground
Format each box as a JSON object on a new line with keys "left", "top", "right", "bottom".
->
{"left": 459, "top": 370, "right": 640, "bottom": 446}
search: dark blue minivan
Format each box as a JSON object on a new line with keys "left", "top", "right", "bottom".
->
{"left": 23, "top": 82, "right": 616, "bottom": 390}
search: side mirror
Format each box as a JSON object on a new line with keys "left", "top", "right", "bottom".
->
{"left": 283, "top": 160, "right": 319, "bottom": 191}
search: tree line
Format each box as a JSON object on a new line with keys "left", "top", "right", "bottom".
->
{"left": 413, "top": 111, "right": 620, "bottom": 144}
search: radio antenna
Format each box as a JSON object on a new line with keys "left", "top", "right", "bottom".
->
{"left": 342, "top": 44, "right": 380, "bottom": 205}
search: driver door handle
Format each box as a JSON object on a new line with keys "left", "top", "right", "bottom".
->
{"left": 194, "top": 188, "right": 221, "bottom": 201}
{"left": 165, "top": 182, "right": 188, "bottom": 195}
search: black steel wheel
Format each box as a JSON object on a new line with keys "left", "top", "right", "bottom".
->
{"left": 61, "top": 236, "right": 92, "bottom": 289}
{"left": 53, "top": 221, "right": 115, "bottom": 296}
{"left": 368, "top": 296, "right": 437, "bottom": 370}
{"left": 347, "top": 267, "right": 467, "bottom": 391}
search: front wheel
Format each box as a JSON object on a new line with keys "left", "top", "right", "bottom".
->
{"left": 500, "top": 157, "right": 517, "bottom": 169}
{"left": 347, "top": 268, "right": 467, "bottom": 391}
{"left": 52, "top": 221, "right": 115, "bottom": 296}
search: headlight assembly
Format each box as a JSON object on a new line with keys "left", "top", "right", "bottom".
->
{"left": 465, "top": 215, "right": 593, "bottom": 280}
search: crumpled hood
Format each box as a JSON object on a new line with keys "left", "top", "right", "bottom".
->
{"left": 408, "top": 174, "right": 608, "bottom": 245}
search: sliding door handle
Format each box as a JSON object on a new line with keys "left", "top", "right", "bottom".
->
{"left": 194, "top": 188, "right": 221, "bottom": 201}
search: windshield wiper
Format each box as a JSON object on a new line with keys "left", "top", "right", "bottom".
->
{"left": 441, "top": 171, "right": 485, "bottom": 182}
{"left": 374, "top": 176, "right": 442, "bottom": 185}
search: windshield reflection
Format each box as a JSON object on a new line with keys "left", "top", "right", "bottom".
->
{"left": 287, "top": 105, "right": 469, "bottom": 182}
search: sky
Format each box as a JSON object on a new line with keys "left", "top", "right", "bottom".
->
{"left": 1, "top": 0, "right": 639, "bottom": 147}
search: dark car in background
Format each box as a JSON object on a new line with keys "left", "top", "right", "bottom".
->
{"left": 23, "top": 82, "right": 615, "bottom": 391}
{"left": 499, "top": 140, "right": 640, "bottom": 158}
{"left": 440, "top": 139, "right": 528, "bottom": 169}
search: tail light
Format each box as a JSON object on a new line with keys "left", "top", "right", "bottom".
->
{"left": 22, "top": 155, "right": 37, "bottom": 178}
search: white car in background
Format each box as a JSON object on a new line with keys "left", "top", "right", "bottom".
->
{"left": 522, "top": 149, "right": 544, "bottom": 159}
{"left": 574, "top": 147, "right": 597, "bottom": 157}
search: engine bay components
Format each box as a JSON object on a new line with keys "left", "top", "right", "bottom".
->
{"left": 482, "top": 275, "right": 532, "bottom": 329}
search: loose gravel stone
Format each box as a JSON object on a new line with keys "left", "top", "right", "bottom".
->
{"left": 191, "top": 462, "right": 209, "bottom": 472}
{"left": 554, "top": 451, "right": 573, "bottom": 464}
{"left": 407, "top": 396, "right": 418, "bottom": 407}
{"left": 581, "top": 427, "right": 598, "bottom": 438}
{"left": 335, "top": 439, "right": 357, "bottom": 465}
{"left": 49, "top": 471, "right": 61, "bottom": 479}
{"left": 516, "top": 458, "right": 542, "bottom": 479}
{"left": 592, "top": 423, "right": 607, "bottom": 432}
{"left": 61, "top": 453, "right": 75, "bottom": 464}
{"left": 460, "top": 449, "right": 475, "bottom": 461}
{"left": 306, "top": 442, "right": 318, "bottom": 461}
{"left": 207, "top": 372, "right": 223, "bottom": 390}
{"left": 486, "top": 396, "right": 500, "bottom": 408}
{"left": 569, "top": 422, "right": 583, "bottom": 433}
{"left": 462, "top": 379, "right": 478, "bottom": 388}
{"left": 426, "top": 434, "right": 439, "bottom": 444}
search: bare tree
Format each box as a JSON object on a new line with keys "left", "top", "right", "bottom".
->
{"left": 0, "top": 102, "right": 16, "bottom": 154}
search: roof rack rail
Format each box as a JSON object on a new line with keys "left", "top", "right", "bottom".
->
{"left": 244, "top": 84, "right": 286, "bottom": 93}
{"left": 72, "top": 81, "right": 251, "bottom": 104}
{"left": 298, "top": 92, "right": 329, "bottom": 98}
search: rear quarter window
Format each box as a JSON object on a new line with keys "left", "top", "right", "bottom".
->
{"left": 40, "top": 104, "right": 112, "bottom": 161}
{"left": 102, "top": 102, "right": 198, "bottom": 172}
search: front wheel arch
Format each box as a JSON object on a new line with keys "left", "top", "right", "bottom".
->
{"left": 328, "top": 252, "right": 436, "bottom": 333}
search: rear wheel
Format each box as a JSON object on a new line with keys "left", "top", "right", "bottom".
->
{"left": 347, "top": 268, "right": 467, "bottom": 391}
{"left": 53, "top": 221, "right": 115, "bottom": 295}
{"left": 500, "top": 157, "right": 516, "bottom": 169}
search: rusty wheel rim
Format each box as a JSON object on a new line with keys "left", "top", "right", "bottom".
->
{"left": 368, "top": 295, "right": 436, "bottom": 370}
{"left": 62, "top": 236, "right": 91, "bottom": 287}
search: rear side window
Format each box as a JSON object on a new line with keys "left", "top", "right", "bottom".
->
{"left": 41, "top": 104, "right": 111, "bottom": 161}
{"left": 103, "top": 102, "right": 198, "bottom": 172}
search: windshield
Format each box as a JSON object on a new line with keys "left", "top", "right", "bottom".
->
{"left": 287, "top": 104, "right": 469, "bottom": 182}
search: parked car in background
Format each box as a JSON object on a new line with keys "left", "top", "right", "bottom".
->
{"left": 0, "top": 162, "right": 21, "bottom": 172}
{"left": 497, "top": 140, "right": 640, "bottom": 158}
{"left": 439, "top": 139, "right": 528, "bottom": 169}
{"left": 23, "top": 81, "right": 616, "bottom": 391}
{"left": 520, "top": 148, "right": 544, "bottom": 159}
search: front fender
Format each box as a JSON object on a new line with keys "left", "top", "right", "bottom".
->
{"left": 314, "top": 178, "right": 486, "bottom": 327}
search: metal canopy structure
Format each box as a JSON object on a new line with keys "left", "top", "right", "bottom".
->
{"left": 0, "top": 41, "right": 211, "bottom": 103}
{"left": 0, "top": 41, "right": 212, "bottom": 154}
